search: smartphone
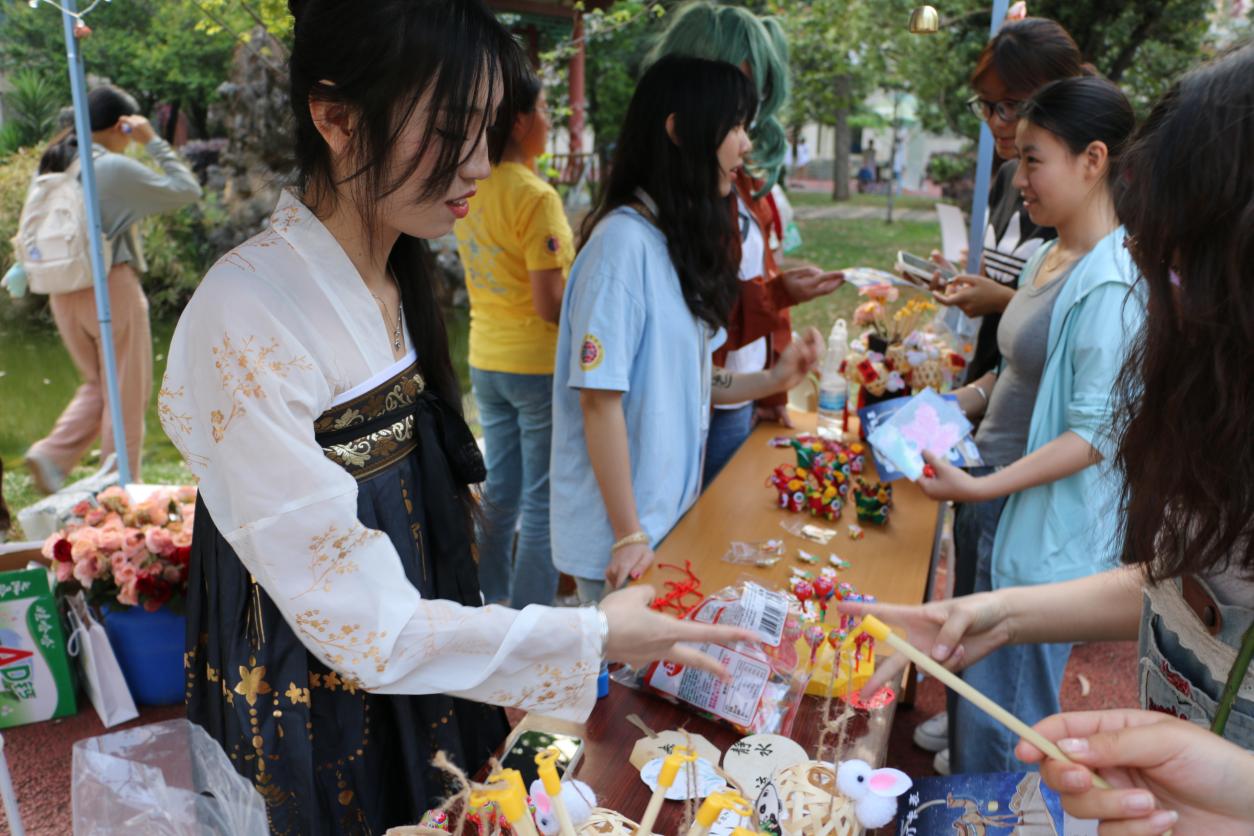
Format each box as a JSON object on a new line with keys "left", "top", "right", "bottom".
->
{"left": 499, "top": 730, "right": 584, "bottom": 789}
{"left": 896, "top": 251, "right": 956, "bottom": 286}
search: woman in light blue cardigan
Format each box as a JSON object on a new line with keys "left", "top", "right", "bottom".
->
{"left": 919, "top": 77, "right": 1145, "bottom": 773}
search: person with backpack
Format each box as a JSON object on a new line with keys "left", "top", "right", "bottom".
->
{"left": 16, "top": 86, "right": 201, "bottom": 491}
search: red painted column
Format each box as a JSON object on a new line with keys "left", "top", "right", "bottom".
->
{"left": 568, "top": 8, "right": 586, "bottom": 156}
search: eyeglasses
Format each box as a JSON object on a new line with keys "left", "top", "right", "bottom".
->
{"left": 966, "top": 96, "right": 1023, "bottom": 123}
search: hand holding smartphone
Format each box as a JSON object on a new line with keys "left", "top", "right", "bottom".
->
{"left": 896, "top": 251, "right": 957, "bottom": 287}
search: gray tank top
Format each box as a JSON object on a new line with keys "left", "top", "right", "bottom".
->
{"left": 974, "top": 258, "right": 1074, "bottom": 466}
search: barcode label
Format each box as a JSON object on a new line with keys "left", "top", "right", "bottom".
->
{"left": 759, "top": 595, "right": 785, "bottom": 643}
{"left": 691, "top": 584, "right": 787, "bottom": 647}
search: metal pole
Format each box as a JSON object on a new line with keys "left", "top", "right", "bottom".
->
{"left": 965, "top": 0, "right": 1011, "bottom": 275}
{"left": 60, "top": 0, "right": 133, "bottom": 486}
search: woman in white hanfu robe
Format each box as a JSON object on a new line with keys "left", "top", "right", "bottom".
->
{"left": 159, "top": 2, "right": 750, "bottom": 833}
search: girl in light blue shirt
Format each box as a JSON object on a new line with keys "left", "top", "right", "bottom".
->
{"left": 550, "top": 55, "right": 821, "bottom": 600}
{"left": 917, "top": 77, "right": 1145, "bottom": 773}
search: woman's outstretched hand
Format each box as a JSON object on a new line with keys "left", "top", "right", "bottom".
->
{"left": 600, "top": 585, "right": 757, "bottom": 680}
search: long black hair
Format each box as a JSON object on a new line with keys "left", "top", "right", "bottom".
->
{"left": 287, "top": 0, "right": 524, "bottom": 414}
{"left": 580, "top": 54, "right": 756, "bottom": 329}
{"left": 1018, "top": 76, "right": 1136, "bottom": 183}
{"left": 39, "top": 86, "right": 140, "bottom": 174}
{"left": 1113, "top": 44, "right": 1254, "bottom": 582}
{"left": 487, "top": 63, "right": 542, "bottom": 154}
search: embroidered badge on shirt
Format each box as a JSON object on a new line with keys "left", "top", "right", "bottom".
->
{"left": 546, "top": 236, "right": 560, "bottom": 254}
{"left": 580, "top": 334, "right": 604, "bottom": 371}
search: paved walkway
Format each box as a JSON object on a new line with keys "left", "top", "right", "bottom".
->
{"left": 793, "top": 202, "right": 936, "bottom": 223}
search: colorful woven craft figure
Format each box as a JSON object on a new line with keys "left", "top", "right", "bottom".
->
{"left": 768, "top": 437, "right": 865, "bottom": 522}
{"left": 852, "top": 478, "right": 892, "bottom": 526}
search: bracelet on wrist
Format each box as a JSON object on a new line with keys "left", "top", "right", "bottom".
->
{"left": 611, "top": 530, "right": 650, "bottom": 552}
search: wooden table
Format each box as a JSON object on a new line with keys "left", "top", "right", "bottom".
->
{"left": 512, "top": 412, "right": 943, "bottom": 830}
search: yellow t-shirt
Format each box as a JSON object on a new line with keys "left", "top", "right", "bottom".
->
{"left": 454, "top": 162, "right": 574, "bottom": 375}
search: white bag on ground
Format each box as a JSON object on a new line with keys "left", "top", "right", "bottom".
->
{"left": 72, "top": 719, "right": 267, "bottom": 836}
{"left": 16, "top": 453, "right": 119, "bottom": 542}
{"left": 65, "top": 593, "right": 138, "bottom": 728}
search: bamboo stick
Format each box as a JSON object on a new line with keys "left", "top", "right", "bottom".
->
{"left": 844, "top": 616, "right": 1113, "bottom": 790}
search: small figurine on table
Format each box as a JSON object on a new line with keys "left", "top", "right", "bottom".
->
{"left": 852, "top": 478, "right": 892, "bottom": 526}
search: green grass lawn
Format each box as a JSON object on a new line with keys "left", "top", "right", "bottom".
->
{"left": 786, "top": 208, "right": 940, "bottom": 334}
{"left": 0, "top": 319, "right": 192, "bottom": 537}
{"left": 787, "top": 189, "right": 944, "bottom": 213}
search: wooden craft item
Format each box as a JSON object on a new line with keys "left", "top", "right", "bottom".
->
{"left": 720, "top": 734, "right": 808, "bottom": 801}
{"left": 772, "top": 762, "right": 860, "bottom": 836}
{"left": 630, "top": 730, "right": 721, "bottom": 772}
{"left": 580, "top": 810, "right": 657, "bottom": 836}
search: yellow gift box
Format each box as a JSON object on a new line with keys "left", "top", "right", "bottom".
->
{"left": 794, "top": 636, "right": 875, "bottom": 697}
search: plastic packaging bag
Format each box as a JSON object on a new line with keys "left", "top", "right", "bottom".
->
{"left": 72, "top": 719, "right": 267, "bottom": 835}
{"left": 644, "top": 581, "right": 810, "bottom": 736}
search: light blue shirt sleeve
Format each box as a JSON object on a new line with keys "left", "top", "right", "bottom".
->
{"left": 1065, "top": 281, "right": 1143, "bottom": 457}
{"left": 563, "top": 220, "right": 647, "bottom": 392}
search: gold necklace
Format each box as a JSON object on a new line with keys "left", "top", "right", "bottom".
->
{"left": 370, "top": 268, "right": 403, "bottom": 353}
{"left": 1043, "top": 246, "right": 1074, "bottom": 275}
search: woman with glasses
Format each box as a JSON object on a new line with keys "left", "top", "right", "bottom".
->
{"left": 938, "top": 18, "right": 1094, "bottom": 383}
{"left": 911, "top": 17, "right": 1094, "bottom": 774}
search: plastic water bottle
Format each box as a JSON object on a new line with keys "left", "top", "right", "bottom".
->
{"left": 817, "top": 319, "right": 849, "bottom": 438}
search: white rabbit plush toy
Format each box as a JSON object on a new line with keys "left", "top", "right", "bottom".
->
{"left": 529, "top": 778, "right": 597, "bottom": 836}
{"left": 835, "top": 759, "right": 913, "bottom": 829}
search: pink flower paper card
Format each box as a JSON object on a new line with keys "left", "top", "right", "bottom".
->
{"left": 867, "top": 388, "right": 972, "bottom": 481}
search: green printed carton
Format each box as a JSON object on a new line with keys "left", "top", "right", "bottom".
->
{"left": 0, "top": 567, "right": 76, "bottom": 728}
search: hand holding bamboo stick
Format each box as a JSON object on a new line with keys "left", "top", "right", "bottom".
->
{"left": 842, "top": 615, "right": 1115, "bottom": 791}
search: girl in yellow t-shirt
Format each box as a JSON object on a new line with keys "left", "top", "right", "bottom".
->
{"left": 454, "top": 67, "right": 573, "bottom": 608}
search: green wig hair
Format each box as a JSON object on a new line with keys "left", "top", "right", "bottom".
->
{"left": 646, "top": 1, "right": 791, "bottom": 195}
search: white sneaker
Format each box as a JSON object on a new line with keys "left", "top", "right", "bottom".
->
{"left": 933, "top": 748, "right": 951, "bottom": 776}
{"left": 912, "top": 711, "right": 948, "bottom": 752}
{"left": 24, "top": 450, "right": 64, "bottom": 496}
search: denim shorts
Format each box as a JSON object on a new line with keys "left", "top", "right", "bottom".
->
{"left": 1139, "top": 577, "right": 1254, "bottom": 749}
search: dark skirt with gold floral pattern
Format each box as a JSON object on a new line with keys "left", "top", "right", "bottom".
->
{"left": 185, "top": 361, "right": 509, "bottom": 835}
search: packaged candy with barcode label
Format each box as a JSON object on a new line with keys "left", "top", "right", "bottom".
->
{"left": 643, "top": 581, "right": 811, "bottom": 736}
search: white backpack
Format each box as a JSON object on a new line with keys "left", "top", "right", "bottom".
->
{"left": 13, "top": 157, "right": 111, "bottom": 295}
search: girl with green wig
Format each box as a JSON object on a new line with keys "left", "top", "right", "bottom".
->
{"left": 647, "top": 1, "right": 844, "bottom": 485}
{"left": 647, "top": 1, "right": 791, "bottom": 191}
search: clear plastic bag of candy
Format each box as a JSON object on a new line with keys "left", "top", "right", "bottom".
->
{"left": 643, "top": 580, "right": 811, "bottom": 736}
{"left": 721, "top": 539, "right": 786, "bottom": 567}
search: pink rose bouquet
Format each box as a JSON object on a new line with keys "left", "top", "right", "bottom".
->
{"left": 44, "top": 486, "right": 196, "bottom": 613}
